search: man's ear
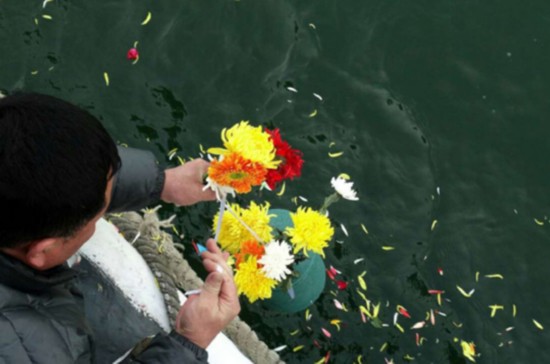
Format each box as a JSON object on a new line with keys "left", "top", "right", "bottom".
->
{"left": 25, "top": 238, "right": 61, "bottom": 270}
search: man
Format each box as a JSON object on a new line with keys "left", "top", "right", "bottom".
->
{"left": 0, "top": 92, "right": 240, "bottom": 363}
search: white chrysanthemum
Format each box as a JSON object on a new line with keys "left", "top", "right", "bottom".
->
{"left": 203, "top": 177, "right": 236, "bottom": 200}
{"left": 330, "top": 176, "right": 359, "bottom": 201}
{"left": 258, "top": 240, "right": 295, "bottom": 281}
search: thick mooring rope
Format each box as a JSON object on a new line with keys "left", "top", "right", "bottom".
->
{"left": 106, "top": 210, "right": 284, "bottom": 364}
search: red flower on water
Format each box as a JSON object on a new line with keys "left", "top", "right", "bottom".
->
{"left": 127, "top": 48, "right": 139, "bottom": 60}
{"left": 336, "top": 280, "right": 348, "bottom": 290}
{"left": 264, "top": 128, "right": 304, "bottom": 189}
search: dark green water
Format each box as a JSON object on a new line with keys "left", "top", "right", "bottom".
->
{"left": 1, "top": 1, "right": 549, "bottom": 363}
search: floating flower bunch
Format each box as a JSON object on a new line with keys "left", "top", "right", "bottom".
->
{"left": 204, "top": 121, "right": 358, "bottom": 304}
{"left": 212, "top": 175, "right": 358, "bottom": 303}
{"left": 213, "top": 202, "right": 335, "bottom": 303}
{"left": 204, "top": 121, "right": 303, "bottom": 198}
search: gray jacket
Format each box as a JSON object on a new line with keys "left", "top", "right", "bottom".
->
{"left": 0, "top": 147, "right": 208, "bottom": 363}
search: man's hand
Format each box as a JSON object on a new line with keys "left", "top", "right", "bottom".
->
{"left": 161, "top": 159, "right": 216, "bottom": 206}
{"left": 175, "top": 239, "right": 240, "bottom": 349}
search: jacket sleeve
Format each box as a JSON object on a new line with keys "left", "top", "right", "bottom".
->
{"left": 0, "top": 311, "right": 93, "bottom": 364}
{"left": 119, "top": 331, "right": 208, "bottom": 364}
{"left": 108, "top": 146, "right": 166, "bottom": 213}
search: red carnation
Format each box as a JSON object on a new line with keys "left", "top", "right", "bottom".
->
{"left": 265, "top": 128, "right": 304, "bottom": 189}
{"left": 127, "top": 48, "right": 139, "bottom": 61}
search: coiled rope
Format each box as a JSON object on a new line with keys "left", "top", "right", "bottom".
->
{"left": 106, "top": 209, "right": 284, "bottom": 364}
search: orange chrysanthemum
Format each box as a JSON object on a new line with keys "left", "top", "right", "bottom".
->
{"left": 208, "top": 153, "right": 268, "bottom": 193}
{"left": 235, "top": 240, "right": 265, "bottom": 267}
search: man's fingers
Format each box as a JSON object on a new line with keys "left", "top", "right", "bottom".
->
{"left": 205, "top": 238, "right": 222, "bottom": 254}
{"left": 201, "top": 271, "right": 224, "bottom": 300}
{"left": 203, "top": 258, "right": 233, "bottom": 277}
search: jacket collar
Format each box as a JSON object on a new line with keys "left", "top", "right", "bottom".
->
{"left": 0, "top": 252, "right": 78, "bottom": 293}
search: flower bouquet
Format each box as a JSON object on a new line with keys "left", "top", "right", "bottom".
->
{"left": 213, "top": 203, "right": 334, "bottom": 304}
{"left": 204, "top": 121, "right": 303, "bottom": 199}
{"left": 203, "top": 121, "right": 358, "bottom": 311}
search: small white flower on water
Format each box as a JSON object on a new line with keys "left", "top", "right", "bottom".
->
{"left": 330, "top": 176, "right": 359, "bottom": 201}
{"left": 259, "top": 240, "right": 295, "bottom": 281}
{"left": 203, "top": 177, "right": 235, "bottom": 200}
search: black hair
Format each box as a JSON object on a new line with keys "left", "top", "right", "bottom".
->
{"left": 0, "top": 92, "right": 121, "bottom": 248}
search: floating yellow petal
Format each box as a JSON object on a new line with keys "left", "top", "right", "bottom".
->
{"left": 373, "top": 302, "right": 380, "bottom": 318}
{"left": 382, "top": 246, "right": 395, "bottom": 251}
{"left": 338, "top": 173, "right": 351, "bottom": 180}
{"left": 330, "top": 319, "right": 342, "bottom": 331}
{"left": 308, "top": 109, "right": 318, "bottom": 117}
{"left": 328, "top": 151, "right": 344, "bottom": 158}
{"left": 533, "top": 319, "right": 544, "bottom": 330}
{"left": 460, "top": 340, "right": 476, "bottom": 362}
{"left": 395, "top": 323, "right": 405, "bottom": 333}
{"left": 513, "top": 304, "right": 517, "bottom": 317}
{"left": 358, "top": 277, "right": 367, "bottom": 291}
{"left": 489, "top": 305, "right": 504, "bottom": 317}
{"left": 356, "top": 289, "right": 368, "bottom": 305}
{"left": 431, "top": 219, "right": 438, "bottom": 231}
{"left": 457, "top": 285, "right": 474, "bottom": 298}
{"left": 361, "top": 224, "right": 369, "bottom": 235}
{"left": 292, "top": 345, "right": 304, "bottom": 352}
{"left": 103, "top": 72, "right": 110, "bottom": 86}
{"left": 485, "top": 274, "right": 504, "bottom": 279}
{"left": 276, "top": 181, "right": 286, "bottom": 196}
{"left": 141, "top": 11, "right": 152, "bottom": 25}
{"left": 534, "top": 218, "right": 544, "bottom": 226}
{"left": 360, "top": 305, "right": 371, "bottom": 318}
{"left": 167, "top": 147, "right": 178, "bottom": 159}
{"left": 380, "top": 342, "right": 388, "bottom": 352}
{"left": 42, "top": 14, "right": 52, "bottom": 20}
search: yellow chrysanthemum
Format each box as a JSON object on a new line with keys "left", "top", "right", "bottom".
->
{"left": 285, "top": 207, "right": 334, "bottom": 257}
{"left": 213, "top": 201, "right": 274, "bottom": 254}
{"left": 234, "top": 256, "right": 277, "bottom": 303}
{"left": 241, "top": 201, "right": 274, "bottom": 240}
{"left": 209, "top": 121, "right": 279, "bottom": 169}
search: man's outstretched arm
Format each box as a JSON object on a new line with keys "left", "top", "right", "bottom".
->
{"left": 108, "top": 146, "right": 215, "bottom": 212}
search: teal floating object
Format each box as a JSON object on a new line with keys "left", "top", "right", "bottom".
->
{"left": 262, "top": 209, "right": 326, "bottom": 313}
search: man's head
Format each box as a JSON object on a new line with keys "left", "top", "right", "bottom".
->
{"left": 0, "top": 92, "right": 120, "bottom": 269}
